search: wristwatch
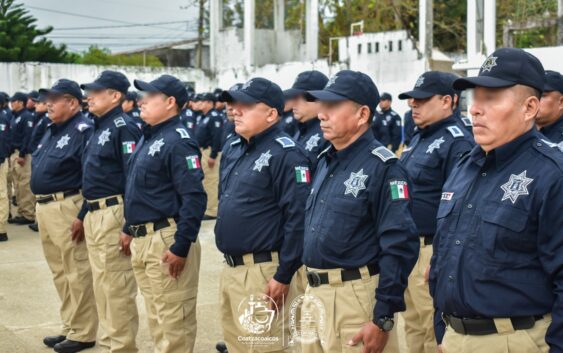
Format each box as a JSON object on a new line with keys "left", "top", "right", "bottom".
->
{"left": 374, "top": 317, "right": 394, "bottom": 332}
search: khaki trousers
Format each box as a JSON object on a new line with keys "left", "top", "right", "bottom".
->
{"left": 13, "top": 153, "right": 34, "bottom": 220}
{"left": 201, "top": 149, "right": 220, "bottom": 217}
{"left": 402, "top": 241, "right": 436, "bottom": 353}
{"left": 0, "top": 161, "right": 9, "bottom": 233}
{"left": 220, "top": 253, "right": 301, "bottom": 353}
{"left": 442, "top": 315, "right": 551, "bottom": 353}
{"left": 84, "top": 197, "right": 139, "bottom": 353}
{"left": 130, "top": 222, "right": 200, "bottom": 353}
{"left": 36, "top": 193, "right": 98, "bottom": 342}
{"left": 301, "top": 268, "right": 399, "bottom": 353}
{"left": 8, "top": 151, "right": 17, "bottom": 215}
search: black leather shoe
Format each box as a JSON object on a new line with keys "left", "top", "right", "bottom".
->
{"left": 28, "top": 223, "right": 38, "bottom": 232}
{"left": 43, "top": 335, "right": 66, "bottom": 348}
{"left": 0, "top": 233, "right": 7, "bottom": 242}
{"left": 54, "top": 340, "right": 95, "bottom": 353}
{"left": 216, "top": 341, "right": 228, "bottom": 353}
{"left": 10, "top": 216, "right": 34, "bottom": 225}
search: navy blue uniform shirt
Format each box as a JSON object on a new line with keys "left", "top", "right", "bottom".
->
{"left": 180, "top": 107, "right": 198, "bottom": 136}
{"left": 303, "top": 130, "right": 419, "bottom": 319}
{"left": 31, "top": 112, "right": 93, "bottom": 197}
{"left": 279, "top": 110, "right": 298, "bottom": 136}
{"left": 0, "top": 109, "right": 11, "bottom": 163}
{"left": 375, "top": 108, "right": 402, "bottom": 151}
{"left": 540, "top": 116, "right": 563, "bottom": 144}
{"left": 371, "top": 113, "right": 391, "bottom": 148}
{"left": 195, "top": 108, "right": 223, "bottom": 159}
{"left": 400, "top": 116, "right": 474, "bottom": 235}
{"left": 430, "top": 128, "right": 563, "bottom": 350}
{"left": 215, "top": 125, "right": 310, "bottom": 284}
{"left": 293, "top": 118, "right": 329, "bottom": 174}
{"left": 124, "top": 116, "right": 206, "bottom": 258}
{"left": 11, "top": 109, "right": 34, "bottom": 156}
{"left": 28, "top": 112, "right": 50, "bottom": 153}
{"left": 126, "top": 106, "right": 144, "bottom": 129}
{"left": 403, "top": 110, "right": 415, "bottom": 146}
{"left": 82, "top": 106, "right": 142, "bottom": 201}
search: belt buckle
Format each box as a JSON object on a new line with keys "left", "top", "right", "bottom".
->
{"left": 224, "top": 254, "right": 235, "bottom": 267}
{"left": 129, "top": 225, "right": 142, "bottom": 237}
{"left": 306, "top": 271, "right": 322, "bottom": 288}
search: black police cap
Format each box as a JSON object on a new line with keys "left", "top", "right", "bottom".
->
{"left": 81, "top": 70, "right": 131, "bottom": 94}
{"left": 453, "top": 48, "right": 545, "bottom": 92}
{"left": 134, "top": 74, "right": 188, "bottom": 108}
{"left": 34, "top": 91, "right": 48, "bottom": 102}
{"left": 10, "top": 92, "right": 28, "bottom": 102}
{"left": 283, "top": 70, "right": 329, "bottom": 99}
{"left": 380, "top": 92, "right": 392, "bottom": 101}
{"left": 39, "top": 79, "right": 84, "bottom": 101}
{"left": 200, "top": 92, "right": 216, "bottom": 103}
{"left": 304, "top": 70, "right": 380, "bottom": 115}
{"left": 28, "top": 90, "right": 39, "bottom": 100}
{"left": 543, "top": 70, "right": 563, "bottom": 94}
{"left": 125, "top": 91, "right": 139, "bottom": 101}
{"left": 399, "top": 71, "right": 456, "bottom": 100}
{"left": 221, "top": 78, "right": 284, "bottom": 116}
{"left": 218, "top": 83, "right": 243, "bottom": 102}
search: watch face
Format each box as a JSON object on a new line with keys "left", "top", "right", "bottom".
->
{"left": 382, "top": 320, "right": 394, "bottom": 331}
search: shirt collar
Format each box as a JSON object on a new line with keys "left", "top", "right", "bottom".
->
{"left": 419, "top": 115, "right": 456, "bottom": 137}
{"left": 469, "top": 127, "right": 537, "bottom": 170}
{"left": 94, "top": 105, "right": 123, "bottom": 129}
{"left": 242, "top": 124, "right": 281, "bottom": 148}
{"left": 142, "top": 115, "right": 180, "bottom": 139}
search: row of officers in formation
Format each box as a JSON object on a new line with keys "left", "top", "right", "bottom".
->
{"left": 2, "top": 46, "right": 562, "bottom": 353}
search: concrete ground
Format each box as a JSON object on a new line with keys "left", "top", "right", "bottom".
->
{"left": 0, "top": 220, "right": 407, "bottom": 353}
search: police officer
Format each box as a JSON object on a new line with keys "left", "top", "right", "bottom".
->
{"left": 9, "top": 91, "right": 35, "bottom": 225}
{"left": 284, "top": 70, "right": 330, "bottom": 173}
{"left": 430, "top": 48, "right": 563, "bottom": 353}
{"left": 26, "top": 90, "right": 38, "bottom": 116}
{"left": 195, "top": 92, "right": 223, "bottom": 219}
{"left": 124, "top": 74, "right": 206, "bottom": 353}
{"left": 122, "top": 91, "right": 144, "bottom": 129}
{"left": 376, "top": 92, "right": 402, "bottom": 152}
{"left": 180, "top": 93, "right": 198, "bottom": 136}
{"left": 537, "top": 70, "right": 563, "bottom": 146}
{"left": 397, "top": 71, "right": 475, "bottom": 353}
{"left": 80, "top": 71, "right": 142, "bottom": 353}
{"left": 279, "top": 95, "right": 299, "bottom": 136}
{"left": 31, "top": 79, "right": 98, "bottom": 352}
{"left": 216, "top": 77, "right": 310, "bottom": 352}
{"left": 0, "top": 93, "right": 11, "bottom": 241}
{"left": 301, "top": 70, "right": 419, "bottom": 353}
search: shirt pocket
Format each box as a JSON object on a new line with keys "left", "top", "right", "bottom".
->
{"left": 413, "top": 157, "right": 441, "bottom": 185}
{"left": 480, "top": 204, "right": 535, "bottom": 264}
{"left": 321, "top": 197, "right": 368, "bottom": 249}
{"left": 238, "top": 170, "right": 271, "bottom": 202}
{"left": 137, "top": 159, "right": 164, "bottom": 188}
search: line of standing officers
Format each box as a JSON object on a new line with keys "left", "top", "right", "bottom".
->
{"left": 14, "top": 46, "right": 563, "bottom": 353}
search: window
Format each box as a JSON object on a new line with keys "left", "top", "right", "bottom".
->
{"left": 375, "top": 42, "right": 379, "bottom": 53}
{"left": 388, "top": 40, "right": 393, "bottom": 52}
{"left": 398, "top": 40, "right": 402, "bottom": 51}
{"left": 358, "top": 44, "right": 362, "bottom": 54}
{"left": 367, "top": 43, "right": 372, "bottom": 53}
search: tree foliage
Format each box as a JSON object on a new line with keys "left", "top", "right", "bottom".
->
{"left": 75, "top": 46, "right": 163, "bottom": 67}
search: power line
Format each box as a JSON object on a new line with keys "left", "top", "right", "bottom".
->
{"left": 51, "top": 20, "right": 195, "bottom": 31}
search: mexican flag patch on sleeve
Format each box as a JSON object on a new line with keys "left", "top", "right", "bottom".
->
{"left": 295, "top": 166, "right": 311, "bottom": 184}
{"left": 186, "top": 155, "right": 201, "bottom": 169}
{"left": 390, "top": 180, "right": 409, "bottom": 200}
{"left": 122, "top": 141, "right": 136, "bottom": 154}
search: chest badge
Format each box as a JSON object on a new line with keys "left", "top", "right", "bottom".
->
{"left": 344, "top": 168, "right": 368, "bottom": 197}
{"left": 500, "top": 170, "right": 533, "bottom": 204}
{"left": 426, "top": 136, "right": 445, "bottom": 154}
{"left": 305, "top": 133, "right": 321, "bottom": 151}
{"left": 97, "top": 128, "right": 111, "bottom": 146}
{"left": 56, "top": 134, "right": 70, "bottom": 149}
{"left": 148, "top": 138, "right": 165, "bottom": 157}
{"left": 253, "top": 150, "right": 272, "bottom": 172}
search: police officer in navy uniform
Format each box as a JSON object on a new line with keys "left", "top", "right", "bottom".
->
{"left": 284, "top": 70, "right": 330, "bottom": 173}
{"left": 374, "top": 92, "right": 402, "bottom": 152}
{"left": 430, "top": 48, "right": 563, "bottom": 353}
{"left": 122, "top": 91, "right": 143, "bottom": 129}
{"left": 216, "top": 77, "right": 310, "bottom": 352}
{"left": 397, "top": 71, "right": 474, "bottom": 353}
{"left": 0, "top": 93, "right": 11, "bottom": 241}
{"left": 301, "top": 70, "right": 419, "bottom": 353}
{"left": 537, "top": 70, "right": 563, "bottom": 146}
{"left": 31, "top": 79, "right": 98, "bottom": 353}
{"left": 180, "top": 94, "right": 198, "bottom": 136}
{"left": 124, "top": 74, "right": 206, "bottom": 353}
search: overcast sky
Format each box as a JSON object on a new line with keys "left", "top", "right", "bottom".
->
{"left": 20, "top": 0, "right": 199, "bottom": 53}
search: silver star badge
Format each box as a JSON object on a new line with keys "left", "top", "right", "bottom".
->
{"left": 426, "top": 136, "right": 445, "bottom": 154}
{"left": 56, "top": 134, "right": 70, "bottom": 149}
{"left": 344, "top": 168, "right": 368, "bottom": 197}
{"left": 148, "top": 138, "right": 165, "bottom": 156}
{"left": 253, "top": 150, "right": 272, "bottom": 172}
{"left": 481, "top": 56, "right": 498, "bottom": 72}
{"left": 500, "top": 170, "right": 533, "bottom": 204}
{"left": 305, "top": 133, "right": 321, "bottom": 151}
{"left": 97, "top": 128, "right": 111, "bottom": 146}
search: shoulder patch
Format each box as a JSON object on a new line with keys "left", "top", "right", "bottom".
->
{"left": 76, "top": 122, "right": 91, "bottom": 132}
{"left": 461, "top": 116, "right": 472, "bottom": 127}
{"left": 230, "top": 137, "right": 241, "bottom": 146}
{"left": 211, "top": 111, "right": 218, "bottom": 116}
{"left": 275, "top": 137, "right": 295, "bottom": 148}
{"left": 114, "top": 117, "right": 126, "bottom": 128}
{"left": 390, "top": 111, "right": 397, "bottom": 116}
{"left": 371, "top": 146, "right": 397, "bottom": 162}
{"left": 447, "top": 126, "right": 464, "bottom": 138}
{"left": 176, "top": 128, "right": 190, "bottom": 139}
{"left": 541, "top": 138, "right": 563, "bottom": 152}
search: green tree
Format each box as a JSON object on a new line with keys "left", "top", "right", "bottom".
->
{"left": 76, "top": 46, "right": 163, "bottom": 67}
{"left": 0, "top": 0, "right": 74, "bottom": 62}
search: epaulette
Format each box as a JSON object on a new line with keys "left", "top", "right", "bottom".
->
{"left": 176, "top": 128, "right": 190, "bottom": 139}
{"left": 275, "top": 137, "right": 295, "bottom": 148}
{"left": 317, "top": 145, "right": 331, "bottom": 160}
{"left": 371, "top": 146, "right": 397, "bottom": 162}
{"left": 230, "top": 137, "right": 241, "bottom": 146}
{"left": 540, "top": 139, "right": 563, "bottom": 153}
{"left": 76, "top": 122, "right": 91, "bottom": 132}
{"left": 447, "top": 125, "right": 465, "bottom": 138}
{"left": 114, "top": 117, "right": 126, "bottom": 128}
{"left": 461, "top": 116, "right": 472, "bottom": 127}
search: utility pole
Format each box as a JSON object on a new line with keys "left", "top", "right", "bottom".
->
{"left": 197, "top": 0, "right": 204, "bottom": 69}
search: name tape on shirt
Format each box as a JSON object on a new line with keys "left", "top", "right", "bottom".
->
{"left": 441, "top": 192, "right": 454, "bottom": 201}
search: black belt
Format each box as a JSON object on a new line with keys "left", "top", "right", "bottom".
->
{"left": 421, "top": 234, "right": 433, "bottom": 245}
{"left": 36, "top": 190, "right": 80, "bottom": 204}
{"left": 443, "top": 314, "right": 543, "bottom": 335}
{"left": 224, "top": 252, "right": 273, "bottom": 267}
{"left": 87, "top": 196, "right": 121, "bottom": 211}
{"left": 306, "top": 264, "right": 379, "bottom": 288}
{"left": 128, "top": 219, "right": 172, "bottom": 238}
